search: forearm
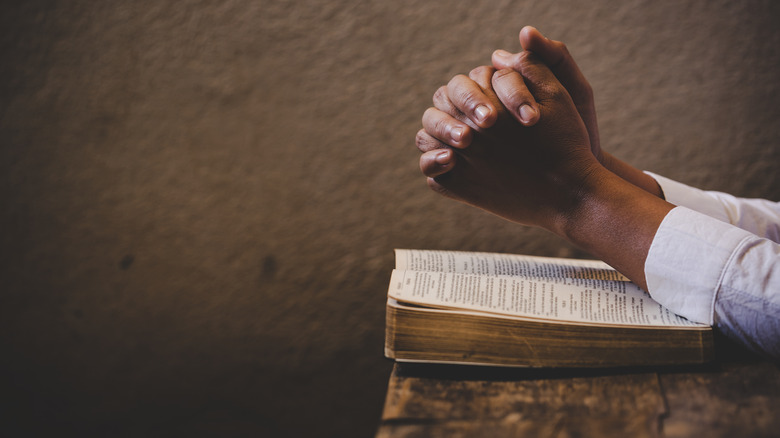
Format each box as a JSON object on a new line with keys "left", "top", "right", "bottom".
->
{"left": 552, "top": 166, "right": 675, "bottom": 290}
{"left": 601, "top": 151, "right": 664, "bottom": 199}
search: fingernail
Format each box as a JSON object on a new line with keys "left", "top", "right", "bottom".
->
{"left": 451, "top": 126, "right": 464, "bottom": 142}
{"left": 519, "top": 104, "right": 538, "bottom": 124}
{"left": 435, "top": 150, "right": 451, "bottom": 165}
{"left": 475, "top": 105, "right": 490, "bottom": 122}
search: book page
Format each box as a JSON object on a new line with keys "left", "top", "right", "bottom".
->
{"left": 395, "top": 249, "right": 629, "bottom": 281}
{"left": 388, "top": 269, "right": 704, "bottom": 328}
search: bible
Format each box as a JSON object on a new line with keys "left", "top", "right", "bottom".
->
{"left": 385, "top": 249, "right": 714, "bottom": 367}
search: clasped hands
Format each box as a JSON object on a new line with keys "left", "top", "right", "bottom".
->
{"left": 415, "top": 26, "right": 613, "bottom": 235}
{"left": 415, "top": 27, "right": 676, "bottom": 288}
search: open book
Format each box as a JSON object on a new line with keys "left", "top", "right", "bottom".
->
{"left": 385, "top": 249, "right": 714, "bottom": 367}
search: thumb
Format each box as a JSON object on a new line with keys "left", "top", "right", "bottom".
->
{"left": 491, "top": 26, "right": 583, "bottom": 90}
{"left": 493, "top": 52, "right": 565, "bottom": 104}
{"left": 518, "top": 26, "right": 590, "bottom": 100}
{"left": 519, "top": 26, "right": 566, "bottom": 67}
{"left": 518, "top": 26, "right": 600, "bottom": 153}
{"left": 491, "top": 26, "right": 566, "bottom": 71}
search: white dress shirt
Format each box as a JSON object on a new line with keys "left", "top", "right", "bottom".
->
{"left": 644, "top": 172, "right": 780, "bottom": 357}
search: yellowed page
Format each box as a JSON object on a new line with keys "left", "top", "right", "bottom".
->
{"left": 395, "top": 249, "right": 629, "bottom": 281}
{"left": 389, "top": 255, "right": 706, "bottom": 328}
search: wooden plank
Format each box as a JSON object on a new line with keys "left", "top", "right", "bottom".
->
{"left": 659, "top": 360, "right": 780, "bottom": 437}
{"left": 377, "top": 363, "right": 667, "bottom": 438}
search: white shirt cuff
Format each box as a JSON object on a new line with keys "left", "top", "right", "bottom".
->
{"left": 645, "top": 206, "right": 753, "bottom": 324}
{"left": 644, "top": 171, "right": 731, "bottom": 223}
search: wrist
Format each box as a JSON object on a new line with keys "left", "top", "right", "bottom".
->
{"left": 552, "top": 167, "right": 674, "bottom": 288}
{"left": 548, "top": 164, "right": 612, "bottom": 238}
{"left": 599, "top": 151, "right": 664, "bottom": 199}
{"left": 527, "top": 156, "right": 603, "bottom": 237}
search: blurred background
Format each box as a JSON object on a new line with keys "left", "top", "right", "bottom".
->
{"left": 1, "top": 0, "right": 779, "bottom": 436}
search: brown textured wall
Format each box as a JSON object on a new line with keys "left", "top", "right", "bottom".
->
{"left": 1, "top": 1, "right": 778, "bottom": 436}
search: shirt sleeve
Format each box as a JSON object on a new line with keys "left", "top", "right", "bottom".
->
{"left": 646, "top": 171, "right": 780, "bottom": 243}
{"left": 645, "top": 206, "right": 780, "bottom": 358}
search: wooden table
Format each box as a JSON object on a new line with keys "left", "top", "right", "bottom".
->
{"left": 376, "top": 340, "right": 780, "bottom": 437}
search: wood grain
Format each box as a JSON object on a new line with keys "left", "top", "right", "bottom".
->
{"left": 377, "top": 356, "right": 780, "bottom": 437}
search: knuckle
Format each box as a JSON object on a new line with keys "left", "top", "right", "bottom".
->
{"left": 422, "top": 107, "right": 455, "bottom": 140}
{"left": 516, "top": 51, "right": 534, "bottom": 66}
{"left": 415, "top": 129, "right": 443, "bottom": 152}
{"left": 450, "top": 86, "right": 482, "bottom": 115}
{"left": 432, "top": 116, "right": 449, "bottom": 138}
{"left": 555, "top": 40, "right": 570, "bottom": 57}
{"left": 492, "top": 68, "right": 514, "bottom": 81}
{"left": 447, "top": 74, "right": 469, "bottom": 89}
{"left": 422, "top": 106, "right": 437, "bottom": 122}
{"left": 421, "top": 108, "right": 434, "bottom": 129}
{"left": 546, "top": 83, "right": 569, "bottom": 101}
{"left": 415, "top": 129, "right": 428, "bottom": 147}
{"left": 492, "top": 70, "right": 529, "bottom": 104}
{"left": 504, "top": 88, "right": 528, "bottom": 106}
{"left": 455, "top": 92, "right": 479, "bottom": 113}
{"left": 469, "top": 65, "right": 494, "bottom": 80}
{"left": 512, "top": 51, "right": 541, "bottom": 73}
{"left": 432, "top": 85, "right": 448, "bottom": 105}
{"left": 420, "top": 152, "right": 446, "bottom": 177}
{"left": 446, "top": 75, "right": 492, "bottom": 121}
